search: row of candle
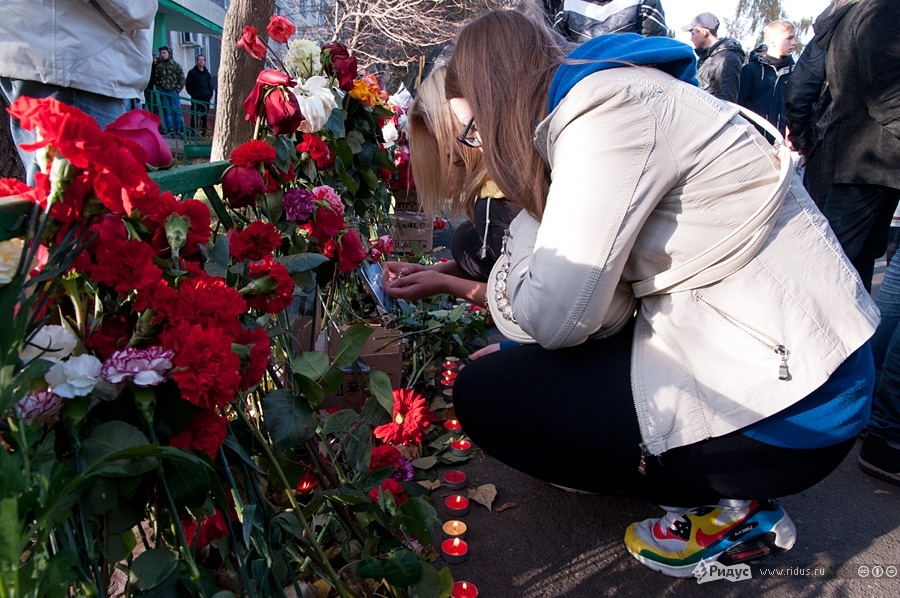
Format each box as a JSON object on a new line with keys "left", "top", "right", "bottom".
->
{"left": 439, "top": 418, "right": 478, "bottom": 596}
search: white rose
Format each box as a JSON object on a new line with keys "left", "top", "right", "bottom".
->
{"left": 45, "top": 354, "right": 103, "bottom": 398}
{"left": 381, "top": 120, "right": 399, "bottom": 148}
{"left": 21, "top": 325, "right": 78, "bottom": 364}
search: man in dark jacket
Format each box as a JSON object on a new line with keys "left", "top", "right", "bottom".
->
{"left": 552, "top": 0, "right": 668, "bottom": 41}
{"left": 682, "top": 12, "right": 744, "bottom": 102}
{"left": 185, "top": 54, "right": 214, "bottom": 135}
{"left": 820, "top": 0, "right": 900, "bottom": 292}
{"left": 738, "top": 20, "right": 797, "bottom": 139}
{"left": 784, "top": 1, "right": 856, "bottom": 209}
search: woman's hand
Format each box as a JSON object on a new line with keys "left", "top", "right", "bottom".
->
{"left": 469, "top": 343, "right": 501, "bottom": 360}
{"left": 384, "top": 268, "right": 449, "bottom": 301}
{"left": 382, "top": 261, "right": 429, "bottom": 284}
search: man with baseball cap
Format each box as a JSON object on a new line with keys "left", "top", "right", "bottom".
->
{"left": 682, "top": 12, "right": 745, "bottom": 103}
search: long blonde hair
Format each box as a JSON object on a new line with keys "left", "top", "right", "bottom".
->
{"left": 408, "top": 66, "right": 488, "bottom": 220}
{"left": 446, "top": 10, "right": 565, "bottom": 220}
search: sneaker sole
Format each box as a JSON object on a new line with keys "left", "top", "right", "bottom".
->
{"left": 627, "top": 510, "right": 797, "bottom": 578}
{"left": 859, "top": 457, "right": 900, "bottom": 487}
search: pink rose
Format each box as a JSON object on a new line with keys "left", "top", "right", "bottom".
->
{"left": 104, "top": 110, "right": 173, "bottom": 168}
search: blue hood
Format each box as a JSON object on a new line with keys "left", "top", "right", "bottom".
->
{"left": 548, "top": 33, "right": 698, "bottom": 112}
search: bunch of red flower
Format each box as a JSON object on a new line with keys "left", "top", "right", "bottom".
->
{"left": 1, "top": 97, "right": 272, "bottom": 459}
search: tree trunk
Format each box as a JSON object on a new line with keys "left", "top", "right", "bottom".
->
{"left": 0, "top": 96, "right": 25, "bottom": 181}
{"left": 211, "top": 0, "right": 276, "bottom": 162}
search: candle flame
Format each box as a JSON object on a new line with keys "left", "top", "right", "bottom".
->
{"left": 455, "top": 496, "right": 462, "bottom": 504}
{"left": 453, "top": 538, "right": 460, "bottom": 548}
{"left": 462, "top": 582, "right": 468, "bottom": 589}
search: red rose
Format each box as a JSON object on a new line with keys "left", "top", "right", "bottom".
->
{"left": 104, "top": 109, "right": 173, "bottom": 169}
{"left": 323, "top": 43, "right": 358, "bottom": 91}
{"left": 170, "top": 408, "right": 228, "bottom": 458}
{"left": 297, "top": 133, "right": 335, "bottom": 170}
{"left": 222, "top": 165, "right": 266, "bottom": 209}
{"left": 310, "top": 203, "right": 345, "bottom": 240}
{"left": 229, "top": 220, "right": 282, "bottom": 262}
{"left": 321, "top": 237, "right": 337, "bottom": 258}
{"left": 266, "top": 15, "right": 295, "bottom": 44}
{"left": 337, "top": 229, "right": 367, "bottom": 273}
{"left": 230, "top": 139, "right": 277, "bottom": 168}
{"left": 368, "top": 478, "right": 408, "bottom": 506}
{"left": 242, "top": 70, "right": 304, "bottom": 136}
{"left": 236, "top": 25, "right": 267, "bottom": 60}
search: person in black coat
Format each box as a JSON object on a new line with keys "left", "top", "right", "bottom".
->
{"left": 819, "top": 0, "right": 900, "bottom": 292}
{"left": 185, "top": 54, "right": 214, "bottom": 134}
{"left": 682, "top": 12, "right": 745, "bottom": 103}
{"left": 784, "top": 1, "right": 856, "bottom": 210}
{"left": 738, "top": 20, "right": 796, "bottom": 140}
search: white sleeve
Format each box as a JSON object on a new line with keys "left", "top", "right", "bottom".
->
{"left": 89, "top": 0, "right": 158, "bottom": 31}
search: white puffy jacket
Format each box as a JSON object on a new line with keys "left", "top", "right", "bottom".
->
{"left": 0, "top": 0, "right": 156, "bottom": 100}
{"left": 504, "top": 67, "right": 879, "bottom": 455}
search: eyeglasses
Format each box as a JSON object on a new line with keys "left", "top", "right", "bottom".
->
{"left": 456, "top": 116, "right": 481, "bottom": 148}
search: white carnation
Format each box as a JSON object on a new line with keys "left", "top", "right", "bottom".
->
{"left": 45, "top": 354, "right": 103, "bottom": 398}
{"left": 0, "top": 238, "right": 24, "bottom": 285}
{"left": 285, "top": 39, "right": 322, "bottom": 80}
{"left": 21, "top": 325, "right": 78, "bottom": 364}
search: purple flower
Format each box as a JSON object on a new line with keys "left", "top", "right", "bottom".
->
{"left": 101, "top": 346, "right": 174, "bottom": 386}
{"left": 283, "top": 188, "right": 316, "bottom": 222}
{"left": 391, "top": 456, "right": 415, "bottom": 482}
{"left": 16, "top": 390, "right": 65, "bottom": 426}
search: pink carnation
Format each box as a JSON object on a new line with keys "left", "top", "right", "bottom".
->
{"left": 311, "top": 185, "right": 343, "bottom": 216}
{"left": 101, "top": 346, "right": 175, "bottom": 386}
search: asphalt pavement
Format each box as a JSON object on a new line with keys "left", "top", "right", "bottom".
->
{"left": 429, "top": 224, "right": 900, "bottom": 597}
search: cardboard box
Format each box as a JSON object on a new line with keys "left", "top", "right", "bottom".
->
{"left": 392, "top": 191, "right": 433, "bottom": 252}
{"left": 320, "top": 325, "right": 403, "bottom": 411}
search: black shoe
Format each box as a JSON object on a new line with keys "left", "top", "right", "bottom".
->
{"left": 859, "top": 433, "right": 900, "bottom": 487}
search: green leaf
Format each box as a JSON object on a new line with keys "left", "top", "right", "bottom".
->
{"left": 410, "top": 456, "right": 438, "bottom": 470}
{"left": 164, "top": 457, "right": 212, "bottom": 509}
{"left": 345, "top": 130, "right": 365, "bottom": 154}
{"left": 81, "top": 421, "right": 158, "bottom": 477}
{"left": 262, "top": 389, "right": 317, "bottom": 451}
{"left": 416, "top": 564, "right": 454, "bottom": 598}
{"left": 344, "top": 426, "right": 372, "bottom": 474}
{"left": 332, "top": 323, "right": 373, "bottom": 370}
{"left": 381, "top": 548, "right": 422, "bottom": 587}
{"left": 276, "top": 252, "right": 329, "bottom": 274}
{"left": 0, "top": 497, "right": 21, "bottom": 564}
{"left": 355, "top": 556, "right": 384, "bottom": 580}
{"left": 360, "top": 396, "right": 391, "bottom": 428}
{"left": 368, "top": 370, "right": 394, "bottom": 415}
{"left": 291, "top": 351, "right": 330, "bottom": 381}
{"left": 106, "top": 528, "right": 137, "bottom": 562}
{"left": 84, "top": 477, "right": 118, "bottom": 516}
{"left": 241, "top": 504, "right": 261, "bottom": 549}
{"left": 321, "top": 409, "right": 360, "bottom": 436}
{"left": 294, "top": 374, "right": 326, "bottom": 407}
{"left": 398, "top": 497, "right": 439, "bottom": 545}
{"left": 354, "top": 467, "right": 392, "bottom": 492}
{"left": 203, "top": 234, "right": 229, "bottom": 278}
{"left": 130, "top": 547, "right": 178, "bottom": 591}
{"left": 325, "top": 104, "right": 346, "bottom": 137}
{"left": 0, "top": 195, "right": 33, "bottom": 241}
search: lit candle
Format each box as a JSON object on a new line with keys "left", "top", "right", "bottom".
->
{"left": 443, "top": 357, "right": 460, "bottom": 370}
{"left": 443, "top": 419, "right": 462, "bottom": 433}
{"left": 442, "top": 469, "right": 466, "bottom": 490}
{"left": 442, "top": 371, "right": 458, "bottom": 382}
{"left": 442, "top": 519, "right": 468, "bottom": 540}
{"left": 449, "top": 439, "right": 472, "bottom": 457}
{"left": 451, "top": 581, "right": 479, "bottom": 598}
{"left": 445, "top": 494, "right": 469, "bottom": 516}
{"left": 441, "top": 537, "right": 468, "bottom": 564}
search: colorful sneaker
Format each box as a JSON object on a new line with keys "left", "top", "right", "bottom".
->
{"left": 859, "top": 433, "right": 900, "bottom": 487}
{"left": 624, "top": 499, "right": 796, "bottom": 578}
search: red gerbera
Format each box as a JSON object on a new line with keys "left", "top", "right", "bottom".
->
{"left": 229, "top": 139, "right": 277, "bottom": 168}
{"left": 373, "top": 388, "right": 434, "bottom": 446}
{"left": 229, "top": 220, "right": 282, "bottom": 262}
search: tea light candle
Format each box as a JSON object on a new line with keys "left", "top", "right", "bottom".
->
{"left": 442, "top": 469, "right": 466, "bottom": 490}
{"left": 441, "top": 537, "right": 468, "bottom": 564}
{"left": 442, "top": 519, "right": 468, "bottom": 540}
{"left": 451, "top": 581, "right": 479, "bottom": 598}
{"left": 443, "top": 389, "right": 454, "bottom": 402}
{"left": 450, "top": 439, "right": 472, "bottom": 457}
{"left": 445, "top": 494, "right": 469, "bottom": 516}
{"left": 443, "top": 419, "right": 462, "bottom": 434}
{"left": 443, "top": 357, "right": 460, "bottom": 370}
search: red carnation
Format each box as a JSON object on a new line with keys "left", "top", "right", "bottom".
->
{"left": 141, "top": 193, "right": 211, "bottom": 259}
{"left": 229, "top": 220, "right": 282, "bottom": 262}
{"left": 229, "top": 140, "right": 277, "bottom": 168}
{"left": 266, "top": 15, "right": 295, "bottom": 44}
{"left": 88, "top": 238, "right": 163, "bottom": 295}
{"left": 373, "top": 388, "right": 434, "bottom": 446}
{"left": 7, "top": 96, "right": 104, "bottom": 169}
{"left": 297, "top": 133, "right": 334, "bottom": 170}
{"left": 323, "top": 43, "right": 358, "bottom": 92}
{"left": 236, "top": 25, "right": 267, "bottom": 60}
{"left": 243, "top": 256, "right": 295, "bottom": 314}
{"left": 162, "top": 322, "right": 242, "bottom": 411}
{"left": 337, "top": 229, "right": 367, "bottom": 273}
{"left": 167, "top": 272, "right": 247, "bottom": 335}
{"left": 234, "top": 326, "right": 270, "bottom": 390}
{"left": 368, "top": 478, "right": 409, "bottom": 506}
{"left": 369, "top": 444, "right": 401, "bottom": 472}
{"left": 170, "top": 408, "right": 228, "bottom": 458}
{"left": 181, "top": 508, "right": 231, "bottom": 549}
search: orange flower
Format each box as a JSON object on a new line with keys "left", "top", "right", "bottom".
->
{"left": 373, "top": 388, "right": 434, "bottom": 445}
{"left": 349, "top": 74, "right": 385, "bottom": 108}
